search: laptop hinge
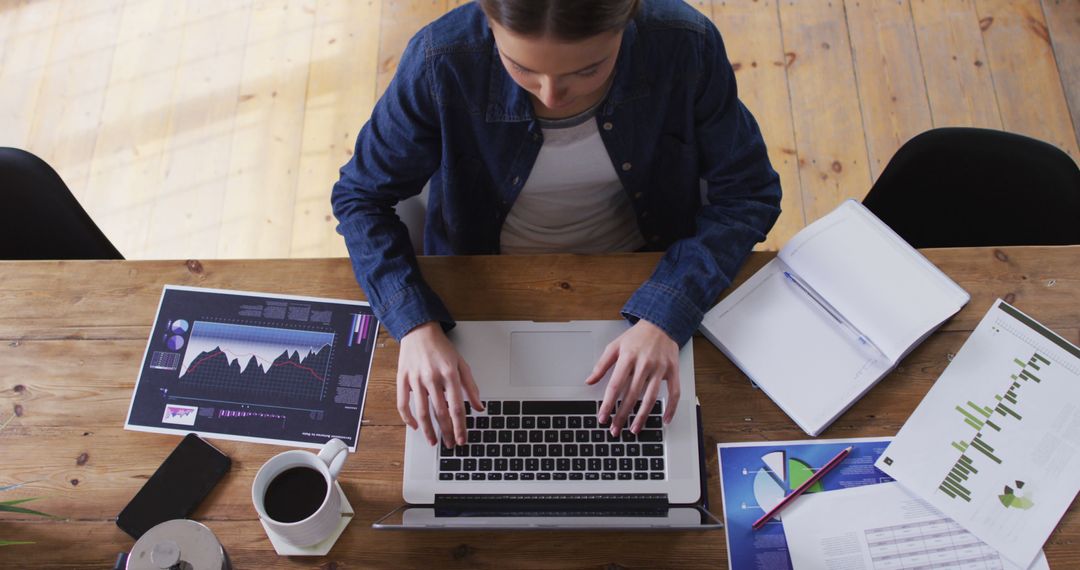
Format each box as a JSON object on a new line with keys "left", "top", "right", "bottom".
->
{"left": 433, "top": 494, "right": 669, "bottom": 516}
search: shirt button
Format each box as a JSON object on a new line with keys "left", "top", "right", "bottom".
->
{"left": 633, "top": 192, "right": 643, "bottom": 200}
{"left": 533, "top": 133, "right": 541, "bottom": 141}
{"left": 621, "top": 162, "right": 632, "bottom": 171}
{"left": 512, "top": 176, "right": 521, "bottom": 185}
{"left": 603, "top": 122, "right": 614, "bottom": 131}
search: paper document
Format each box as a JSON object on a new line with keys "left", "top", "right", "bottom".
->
{"left": 876, "top": 300, "right": 1080, "bottom": 567}
{"left": 717, "top": 438, "right": 895, "bottom": 570}
{"left": 783, "top": 482, "right": 1049, "bottom": 570}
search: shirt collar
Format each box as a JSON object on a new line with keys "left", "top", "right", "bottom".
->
{"left": 484, "top": 19, "right": 648, "bottom": 123}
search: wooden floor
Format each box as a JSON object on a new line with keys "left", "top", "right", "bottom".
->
{"left": 1, "top": 0, "right": 1077, "bottom": 260}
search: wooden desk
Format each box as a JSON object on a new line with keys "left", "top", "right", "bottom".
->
{"left": 1, "top": 247, "right": 1078, "bottom": 568}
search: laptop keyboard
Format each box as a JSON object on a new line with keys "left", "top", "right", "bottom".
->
{"left": 438, "top": 400, "right": 666, "bottom": 482}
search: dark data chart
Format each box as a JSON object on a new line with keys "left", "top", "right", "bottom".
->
{"left": 125, "top": 286, "right": 379, "bottom": 450}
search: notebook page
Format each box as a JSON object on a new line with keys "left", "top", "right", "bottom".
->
{"left": 778, "top": 201, "right": 966, "bottom": 362}
{"left": 701, "top": 259, "right": 891, "bottom": 435}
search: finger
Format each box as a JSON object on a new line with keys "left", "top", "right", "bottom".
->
{"left": 631, "top": 374, "right": 664, "bottom": 434}
{"left": 664, "top": 360, "right": 681, "bottom": 424}
{"left": 585, "top": 342, "right": 619, "bottom": 385}
{"left": 426, "top": 377, "right": 456, "bottom": 447}
{"left": 396, "top": 370, "right": 418, "bottom": 429}
{"left": 598, "top": 357, "right": 632, "bottom": 425}
{"left": 612, "top": 364, "right": 649, "bottom": 435}
{"left": 412, "top": 382, "right": 437, "bottom": 446}
{"left": 443, "top": 371, "right": 468, "bottom": 447}
{"left": 459, "top": 360, "right": 485, "bottom": 412}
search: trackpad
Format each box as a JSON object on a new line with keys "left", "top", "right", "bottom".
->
{"left": 510, "top": 332, "right": 594, "bottom": 387}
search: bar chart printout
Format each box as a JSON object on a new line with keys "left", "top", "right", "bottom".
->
{"left": 875, "top": 300, "right": 1080, "bottom": 568}
{"left": 125, "top": 286, "right": 379, "bottom": 450}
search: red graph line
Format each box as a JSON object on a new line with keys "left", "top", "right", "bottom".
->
{"left": 184, "top": 348, "right": 326, "bottom": 383}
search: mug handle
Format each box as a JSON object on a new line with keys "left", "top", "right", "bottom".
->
{"left": 318, "top": 438, "right": 349, "bottom": 479}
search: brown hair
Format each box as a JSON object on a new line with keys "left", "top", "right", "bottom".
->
{"left": 478, "top": 0, "right": 640, "bottom": 41}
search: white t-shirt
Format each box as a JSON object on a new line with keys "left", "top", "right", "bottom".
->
{"left": 500, "top": 107, "right": 645, "bottom": 254}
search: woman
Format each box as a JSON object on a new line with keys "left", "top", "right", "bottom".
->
{"left": 331, "top": 0, "right": 781, "bottom": 450}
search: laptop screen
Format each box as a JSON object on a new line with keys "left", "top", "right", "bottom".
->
{"left": 373, "top": 504, "right": 723, "bottom": 530}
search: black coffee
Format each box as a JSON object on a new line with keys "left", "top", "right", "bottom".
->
{"left": 263, "top": 467, "right": 328, "bottom": 523}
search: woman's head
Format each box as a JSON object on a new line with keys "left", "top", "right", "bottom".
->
{"left": 480, "top": 0, "right": 639, "bottom": 117}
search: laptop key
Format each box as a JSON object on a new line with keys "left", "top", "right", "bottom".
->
{"left": 569, "top": 473, "right": 583, "bottom": 480}
{"left": 440, "top": 473, "right": 453, "bottom": 481}
{"left": 573, "top": 458, "right": 586, "bottom": 471}
{"left": 595, "top": 445, "right": 609, "bottom": 457}
{"left": 483, "top": 431, "right": 497, "bottom": 443}
{"left": 538, "top": 417, "right": 551, "bottom": 429}
{"left": 471, "top": 473, "right": 485, "bottom": 480}
{"left": 619, "top": 458, "right": 633, "bottom": 471}
{"left": 650, "top": 472, "right": 664, "bottom": 480}
{"left": 537, "top": 473, "right": 551, "bottom": 480}
{"left": 627, "top": 444, "right": 641, "bottom": 456}
{"left": 492, "top": 417, "right": 505, "bottom": 429}
{"left": 606, "top": 430, "right": 620, "bottom": 442}
{"left": 520, "top": 473, "right": 535, "bottom": 480}
{"left": 441, "top": 445, "right": 454, "bottom": 457}
{"left": 612, "top": 444, "right": 625, "bottom": 456}
{"left": 523, "top": 401, "right": 597, "bottom": 415}
{"left": 471, "top": 444, "right": 484, "bottom": 457}
{"left": 635, "top": 458, "right": 649, "bottom": 471}
{"left": 580, "top": 445, "right": 594, "bottom": 457}
{"left": 584, "top": 416, "right": 598, "bottom": 429}
{"left": 634, "top": 472, "right": 648, "bottom": 480}
{"left": 560, "top": 430, "right": 575, "bottom": 443}
{"left": 507, "top": 417, "right": 520, "bottom": 429}
{"left": 495, "top": 459, "right": 508, "bottom": 471}
{"left": 588, "top": 458, "right": 602, "bottom": 471}
{"left": 548, "top": 445, "right": 562, "bottom": 457}
{"left": 522, "top": 417, "right": 536, "bottom": 429}
{"left": 517, "top": 444, "right": 531, "bottom": 457}
{"left": 456, "top": 473, "right": 470, "bottom": 480}
{"left": 568, "top": 416, "right": 582, "bottom": 428}
{"left": 476, "top": 417, "right": 490, "bottom": 429}
{"left": 533, "top": 444, "right": 546, "bottom": 457}
{"left": 643, "top": 444, "right": 663, "bottom": 456}
{"left": 464, "top": 459, "right": 477, "bottom": 471}
{"left": 480, "top": 459, "right": 492, "bottom": 471}
{"left": 557, "top": 459, "right": 570, "bottom": 471}
{"left": 563, "top": 444, "right": 577, "bottom": 457}
{"left": 576, "top": 431, "right": 590, "bottom": 443}
{"left": 604, "top": 459, "right": 617, "bottom": 471}
{"left": 440, "top": 459, "right": 461, "bottom": 471}
{"left": 541, "top": 458, "right": 555, "bottom": 471}
{"left": 554, "top": 473, "right": 568, "bottom": 480}
{"left": 487, "top": 444, "right": 500, "bottom": 457}
{"left": 637, "top": 430, "right": 663, "bottom": 442}
{"left": 621, "top": 431, "right": 637, "bottom": 442}
{"left": 455, "top": 446, "right": 469, "bottom": 457}
{"left": 499, "top": 431, "right": 512, "bottom": 443}
{"left": 466, "top": 417, "right": 474, "bottom": 429}
{"left": 468, "top": 431, "right": 481, "bottom": 443}
{"left": 602, "top": 473, "right": 616, "bottom": 480}
{"left": 651, "top": 401, "right": 662, "bottom": 414}
{"left": 503, "top": 401, "right": 520, "bottom": 415}
{"left": 514, "top": 431, "right": 528, "bottom": 443}
{"left": 489, "top": 473, "right": 503, "bottom": 481}
{"left": 651, "top": 458, "right": 664, "bottom": 471}
{"left": 618, "top": 473, "right": 632, "bottom": 480}
{"left": 501, "top": 444, "right": 515, "bottom": 457}
{"left": 553, "top": 417, "right": 566, "bottom": 429}
{"left": 591, "top": 431, "right": 605, "bottom": 442}
{"left": 487, "top": 401, "right": 502, "bottom": 415}
{"left": 545, "top": 430, "right": 559, "bottom": 443}
{"left": 646, "top": 416, "right": 662, "bottom": 428}
{"left": 529, "top": 431, "right": 543, "bottom": 443}
{"left": 511, "top": 459, "right": 524, "bottom": 471}
{"left": 585, "top": 473, "right": 600, "bottom": 480}
{"left": 526, "top": 458, "right": 539, "bottom": 471}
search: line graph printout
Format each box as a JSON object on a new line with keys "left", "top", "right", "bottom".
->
{"left": 876, "top": 300, "right": 1080, "bottom": 568}
{"left": 717, "top": 438, "right": 895, "bottom": 570}
{"left": 125, "top": 285, "right": 379, "bottom": 450}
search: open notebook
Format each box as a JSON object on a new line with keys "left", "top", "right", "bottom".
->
{"left": 700, "top": 200, "right": 969, "bottom": 436}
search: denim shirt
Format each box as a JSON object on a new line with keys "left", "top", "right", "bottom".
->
{"left": 331, "top": 0, "right": 781, "bottom": 346}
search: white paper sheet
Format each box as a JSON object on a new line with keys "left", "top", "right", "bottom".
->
{"left": 783, "top": 482, "right": 1049, "bottom": 570}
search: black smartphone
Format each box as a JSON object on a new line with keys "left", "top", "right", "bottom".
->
{"left": 116, "top": 433, "right": 231, "bottom": 539}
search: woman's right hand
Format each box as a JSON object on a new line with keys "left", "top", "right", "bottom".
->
{"left": 396, "top": 321, "right": 484, "bottom": 448}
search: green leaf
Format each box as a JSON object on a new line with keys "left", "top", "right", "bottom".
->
{"left": 0, "top": 498, "right": 38, "bottom": 507}
{"left": 0, "top": 500, "right": 57, "bottom": 519}
{"left": 0, "top": 541, "right": 35, "bottom": 547}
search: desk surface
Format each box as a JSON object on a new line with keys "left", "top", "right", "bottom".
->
{"left": 1, "top": 248, "right": 1078, "bottom": 568}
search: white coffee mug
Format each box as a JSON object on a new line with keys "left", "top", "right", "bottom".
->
{"left": 252, "top": 438, "right": 348, "bottom": 547}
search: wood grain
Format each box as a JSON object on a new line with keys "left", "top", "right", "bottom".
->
{"left": 1041, "top": 0, "right": 1080, "bottom": 143}
{"left": 975, "top": 0, "right": 1080, "bottom": 157}
{"left": 910, "top": 0, "right": 1003, "bottom": 129}
{"left": 0, "top": 0, "right": 59, "bottom": 151}
{"left": 845, "top": 0, "right": 934, "bottom": 179}
{"left": 376, "top": 0, "right": 447, "bottom": 97}
{"left": 778, "top": 0, "right": 874, "bottom": 220}
{"left": 712, "top": 0, "right": 806, "bottom": 251}
{"left": 0, "top": 249, "right": 1078, "bottom": 567}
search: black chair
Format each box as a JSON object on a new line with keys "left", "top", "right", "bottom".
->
{"left": 0, "top": 147, "right": 123, "bottom": 260}
{"left": 862, "top": 128, "right": 1080, "bottom": 248}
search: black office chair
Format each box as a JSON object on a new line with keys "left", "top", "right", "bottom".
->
{"left": 0, "top": 147, "right": 123, "bottom": 260}
{"left": 862, "top": 128, "right": 1080, "bottom": 248}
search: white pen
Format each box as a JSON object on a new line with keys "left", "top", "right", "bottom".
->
{"left": 783, "top": 271, "right": 888, "bottom": 361}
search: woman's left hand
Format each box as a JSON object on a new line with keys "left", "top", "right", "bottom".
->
{"left": 584, "top": 319, "right": 681, "bottom": 436}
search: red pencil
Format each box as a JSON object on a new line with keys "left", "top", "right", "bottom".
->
{"left": 751, "top": 445, "right": 853, "bottom": 530}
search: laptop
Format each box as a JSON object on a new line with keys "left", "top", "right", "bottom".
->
{"left": 374, "top": 320, "right": 723, "bottom": 530}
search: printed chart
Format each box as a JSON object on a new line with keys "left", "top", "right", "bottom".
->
{"left": 125, "top": 286, "right": 378, "bottom": 450}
